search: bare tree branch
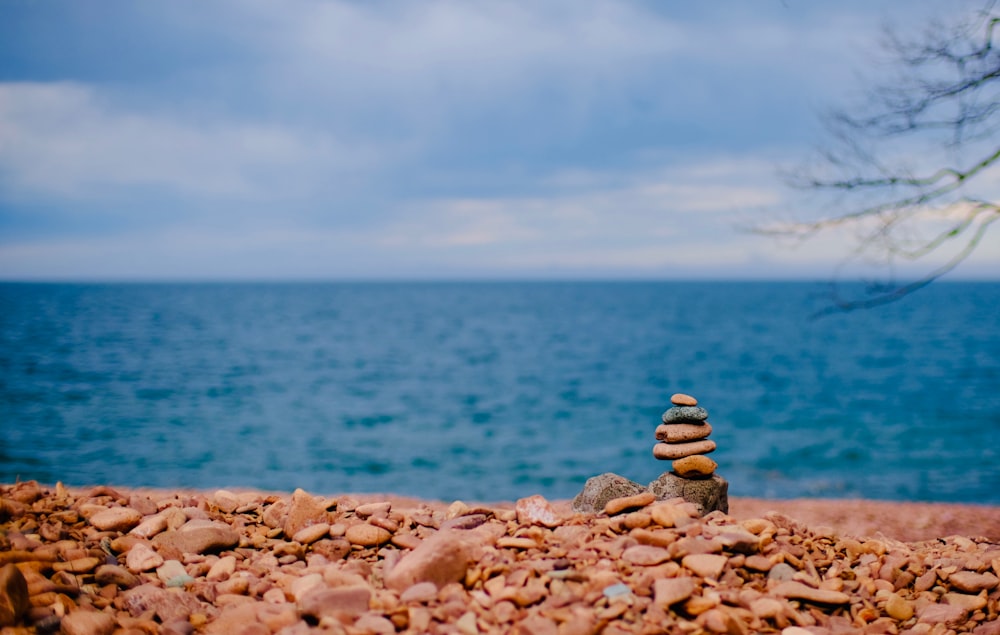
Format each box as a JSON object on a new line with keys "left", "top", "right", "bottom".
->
{"left": 758, "top": 1, "right": 1000, "bottom": 314}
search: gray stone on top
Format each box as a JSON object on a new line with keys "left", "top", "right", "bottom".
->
{"left": 648, "top": 471, "right": 728, "bottom": 516}
{"left": 661, "top": 406, "right": 709, "bottom": 424}
{"left": 571, "top": 473, "right": 647, "bottom": 514}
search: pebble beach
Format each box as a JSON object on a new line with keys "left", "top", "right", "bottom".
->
{"left": 2, "top": 481, "right": 999, "bottom": 635}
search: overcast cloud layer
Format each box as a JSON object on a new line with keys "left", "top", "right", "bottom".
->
{"left": 1, "top": 0, "right": 996, "bottom": 280}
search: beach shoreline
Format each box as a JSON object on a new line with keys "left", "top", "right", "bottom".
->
{"left": 13, "top": 483, "right": 1000, "bottom": 542}
{"left": 3, "top": 482, "right": 998, "bottom": 633}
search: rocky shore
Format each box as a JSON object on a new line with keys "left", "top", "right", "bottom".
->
{"left": 1, "top": 481, "right": 998, "bottom": 635}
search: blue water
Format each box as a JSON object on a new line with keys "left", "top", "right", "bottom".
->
{"left": 1, "top": 281, "right": 998, "bottom": 504}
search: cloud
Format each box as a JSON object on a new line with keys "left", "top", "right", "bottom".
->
{"left": 2, "top": 0, "right": 993, "bottom": 280}
{"left": 378, "top": 158, "right": 779, "bottom": 271}
{"left": 0, "top": 82, "right": 384, "bottom": 204}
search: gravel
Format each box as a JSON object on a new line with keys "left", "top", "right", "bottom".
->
{"left": 2, "top": 481, "right": 998, "bottom": 634}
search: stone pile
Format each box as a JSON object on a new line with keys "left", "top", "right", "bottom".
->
{"left": 654, "top": 393, "right": 718, "bottom": 480}
{"left": 573, "top": 391, "right": 728, "bottom": 516}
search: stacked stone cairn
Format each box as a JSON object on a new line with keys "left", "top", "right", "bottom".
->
{"left": 653, "top": 393, "right": 717, "bottom": 479}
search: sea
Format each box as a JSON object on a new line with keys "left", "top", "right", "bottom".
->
{"left": 1, "top": 281, "right": 997, "bottom": 504}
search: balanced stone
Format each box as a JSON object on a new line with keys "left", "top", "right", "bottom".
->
{"left": 571, "top": 473, "right": 647, "bottom": 514}
{"left": 662, "top": 406, "right": 708, "bottom": 423}
{"left": 652, "top": 439, "right": 716, "bottom": 460}
{"left": 648, "top": 472, "right": 729, "bottom": 516}
{"left": 672, "top": 455, "right": 717, "bottom": 478}
{"left": 656, "top": 422, "right": 712, "bottom": 443}
{"left": 670, "top": 393, "right": 698, "bottom": 406}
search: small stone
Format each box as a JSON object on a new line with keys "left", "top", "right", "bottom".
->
{"left": 297, "top": 585, "right": 371, "bottom": 620}
{"left": 653, "top": 439, "right": 716, "bottom": 460}
{"left": 399, "top": 581, "right": 438, "bottom": 603}
{"left": 345, "top": 523, "right": 392, "bottom": 547}
{"left": 53, "top": 557, "right": 100, "bottom": 573}
{"left": 128, "top": 494, "right": 159, "bottom": 516}
{"left": 571, "top": 473, "right": 647, "bottom": 514}
{"left": 603, "top": 583, "right": 632, "bottom": 599}
{"left": 655, "top": 422, "right": 712, "bottom": 443}
{"left": 206, "top": 556, "right": 237, "bottom": 581}
{"left": 355, "top": 614, "right": 396, "bottom": 635}
{"left": 126, "top": 542, "right": 164, "bottom": 572}
{"left": 772, "top": 581, "right": 850, "bottom": 605}
{"left": 0, "top": 563, "right": 29, "bottom": 627}
{"left": 518, "top": 615, "right": 557, "bottom": 635}
{"left": 653, "top": 577, "right": 696, "bottom": 608}
{"left": 662, "top": 406, "right": 709, "bottom": 423}
{"left": 973, "top": 622, "right": 1000, "bottom": 635}
{"left": 885, "top": 593, "right": 914, "bottom": 621}
{"left": 682, "top": 554, "right": 728, "bottom": 579}
{"left": 622, "top": 545, "right": 671, "bottom": 566}
{"left": 604, "top": 491, "right": 656, "bottom": 515}
{"left": 948, "top": 571, "right": 998, "bottom": 593}
{"left": 441, "top": 514, "right": 487, "bottom": 530}
{"left": 384, "top": 529, "right": 483, "bottom": 592}
{"left": 90, "top": 507, "right": 143, "bottom": 532}
{"left": 292, "top": 523, "right": 330, "bottom": 545}
{"left": 917, "top": 603, "right": 966, "bottom": 625}
{"left": 156, "top": 560, "right": 191, "bottom": 586}
{"left": 743, "top": 555, "right": 773, "bottom": 572}
{"left": 497, "top": 537, "right": 539, "bottom": 550}
{"left": 649, "top": 501, "right": 695, "bottom": 527}
{"left": 943, "top": 592, "right": 987, "bottom": 612}
{"left": 446, "top": 500, "right": 471, "bottom": 519}
{"left": 648, "top": 472, "right": 729, "bottom": 516}
{"left": 290, "top": 573, "right": 324, "bottom": 601}
{"left": 767, "top": 563, "right": 797, "bottom": 581}
{"left": 715, "top": 528, "right": 760, "bottom": 553}
{"left": 151, "top": 523, "right": 239, "bottom": 557}
{"left": 391, "top": 534, "right": 423, "bottom": 550}
{"left": 455, "top": 611, "right": 478, "bottom": 635}
{"left": 354, "top": 502, "right": 392, "bottom": 518}
{"left": 122, "top": 584, "right": 202, "bottom": 623}
{"left": 130, "top": 513, "right": 169, "bottom": 539}
{"left": 212, "top": 490, "right": 241, "bottom": 514}
{"left": 672, "top": 455, "right": 718, "bottom": 478}
{"left": 515, "top": 495, "right": 562, "bottom": 528}
{"left": 94, "top": 564, "right": 140, "bottom": 589}
{"left": 750, "top": 597, "right": 785, "bottom": 619}
{"left": 60, "top": 609, "right": 115, "bottom": 635}
{"left": 262, "top": 588, "right": 286, "bottom": 604}
{"left": 262, "top": 500, "right": 286, "bottom": 529}
{"left": 283, "top": 489, "right": 328, "bottom": 538}
{"left": 670, "top": 393, "right": 698, "bottom": 406}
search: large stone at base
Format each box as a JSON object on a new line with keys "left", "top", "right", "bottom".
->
{"left": 571, "top": 473, "right": 647, "bottom": 514}
{"left": 648, "top": 472, "right": 728, "bottom": 516}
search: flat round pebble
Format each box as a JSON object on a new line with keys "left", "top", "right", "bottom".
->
{"left": 947, "top": 570, "right": 998, "bottom": 592}
{"left": 662, "top": 405, "right": 709, "bottom": 423}
{"left": 344, "top": 523, "right": 392, "bottom": 547}
{"left": 622, "top": 545, "right": 671, "bottom": 566}
{"left": 772, "top": 581, "right": 851, "bottom": 605}
{"left": 90, "top": 507, "right": 143, "bottom": 532}
{"left": 672, "top": 455, "right": 718, "bottom": 478}
{"left": 655, "top": 422, "right": 712, "bottom": 443}
{"left": 653, "top": 577, "right": 696, "bottom": 608}
{"left": 292, "top": 522, "right": 331, "bottom": 545}
{"left": 603, "top": 491, "right": 655, "bottom": 515}
{"left": 670, "top": 393, "right": 698, "bottom": 406}
{"left": 652, "top": 439, "right": 716, "bottom": 460}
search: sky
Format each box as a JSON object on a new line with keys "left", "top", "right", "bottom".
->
{"left": 1, "top": 0, "right": 998, "bottom": 281}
